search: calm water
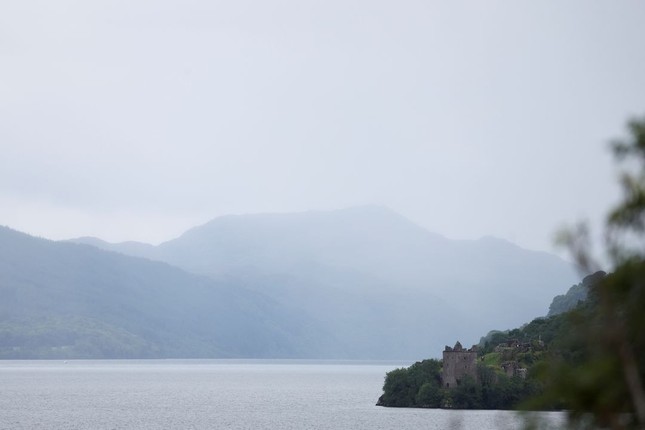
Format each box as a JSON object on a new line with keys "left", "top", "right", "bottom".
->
{"left": 0, "top": 360, "right": 565, "bottom": 429}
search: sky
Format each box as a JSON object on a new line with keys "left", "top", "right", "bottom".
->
{"left": 1, "top": 1, "right": 645, "bottom": 256}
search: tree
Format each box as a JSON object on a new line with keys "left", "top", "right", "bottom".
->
{"left": 377, "top": 359, "right": 444, "bottom": 408}
{"left": 416, "top": 382, "right": 443, "bottom": 408}
{"left": 452, "top": 375, "right": 482, "bottom": 409}
{"left": 540, "top": 115, "right": 645, "bottom": 429}
{"left": 379, "top": 367, "right": 417, "bottom": 407}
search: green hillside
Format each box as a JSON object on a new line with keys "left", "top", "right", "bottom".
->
{"left": 377, "top": 271, "right": 606, "bottom": 410}
{"left": 378, "top": 115, "right": 645, "bottom": 430}
{"left": 547, "top": 271, "right": 605, "bottom": 316}
{"left": 0, "top": 226, "right": 334, "bottom": 359}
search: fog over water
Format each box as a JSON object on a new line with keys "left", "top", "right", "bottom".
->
{"left": 2, "top": 1, "right": 645, "bottom": 254}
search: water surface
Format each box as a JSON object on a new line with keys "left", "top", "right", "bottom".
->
{"left": 0, "top": 360, "right": 565, "bottom": 429}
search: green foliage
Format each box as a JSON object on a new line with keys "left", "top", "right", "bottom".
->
{"left": 0, "top": 316, "right": 159, "bottom": 359}
{"left": 378, "top": 269, "right": 605, "bottom": 412}
{"left": 535, "top": 115, "right": 645, "bottom": 429}
{"left": 530, "top": 262, "right": 645, "bottom": 428}
{"left": 547, "top": 271, "right": 605, "bottom": 316}
{"left": 379, "top": 117, "right": 645, "bottom": 423}
{"left": 378, "top": 356, "right": 538, "bottom": 410}
{"left": 378, "top": 359, "right": 442, "bottom": 407}
{"left": 479, "top": 330, "right": 508, "bottom": 355}
{"left": 416, "top": 382, "right": 443, "bottom": 408}
{"left": 0, "top": 227, "right": 331, "bottom": 359}
{"left": 452, "top": 375, "right": 482, "bottom": 409}
{"left": 381, "top": 368, "right": 416, "bottom": 407}
{"left": 481, "top": 352, "right": 500, "bottom": 367}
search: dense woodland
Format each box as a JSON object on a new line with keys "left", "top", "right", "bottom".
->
{"left": 377, "top": 271, "right": 604, "bottom": 410}
{"left": 378, "top": 261, "right": 645, "bottom": 422}
{"left": 379, "top": 116, "right": 645, "bottom": 430}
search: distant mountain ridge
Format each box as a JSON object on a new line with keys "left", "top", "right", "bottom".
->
{"left": 70, "top": 236, "right": 157, "bottom": 260}
{"left": 0, "top": 226, "right": 335, "bottom": 359}
{"left": 68, "top": 206, "right": 579, "bottom": 358}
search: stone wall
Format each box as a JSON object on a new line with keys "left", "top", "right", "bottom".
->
{"left": 441, "top": 341, "right": 478, "bottom": 388}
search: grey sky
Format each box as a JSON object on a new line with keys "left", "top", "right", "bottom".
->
{"left": 1, "top": 1, "right": 644, "bottom": 255}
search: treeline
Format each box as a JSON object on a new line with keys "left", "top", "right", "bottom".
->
{"left": 377, "top": 116, "right": 645, "bottom": 429}
{"left": 377, "top": 271, "right": 609, "bottom": 410}
{"left": 0, "top": 316, "right": 158, "bottom": 359}
{"left": 377, "top": 359, "right": 539, "bottom": 409}
{"left": 546, "top": 271, "right": 605, "bottom": 317}
{"left": 377, "top": 263, "right": 643, "bottom": 422}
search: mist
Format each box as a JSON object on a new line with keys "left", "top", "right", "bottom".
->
{"left": 2, "top": 1, "right": 645, "bottom": 253}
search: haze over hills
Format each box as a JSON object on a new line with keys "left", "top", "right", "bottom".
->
{"left": 69, "top": 206, "right": 580, "bottom": 358}
{"left": 0, "top": 226, "right": 335, "bottom": 359}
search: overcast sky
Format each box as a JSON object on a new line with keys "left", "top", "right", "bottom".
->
{"left": 1, "top": 1, "right": 644, "bottom": 255}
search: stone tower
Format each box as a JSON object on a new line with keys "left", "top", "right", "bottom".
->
{"left": 441, "top": 341, "right": 478, "bottom": 388}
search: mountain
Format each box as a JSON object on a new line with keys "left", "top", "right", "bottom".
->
{"left": 70, "top": 236, "right": 157, "bottom": 260}
{"left": 71, "top": 206, "right": 579, "bottom": 358}
{"left": 0, "top": 226, "right": 335, "bottom": 359}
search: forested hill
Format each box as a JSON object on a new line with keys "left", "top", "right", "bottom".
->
{"left": 377, "top": 271, "right": 608, "bottom": 410}
{"left": 547, "top": 270, "right": 606, "bottom": 316}
{"left": 70, "top": 205, "right": 578, "bottom": 357}
{"left": 0, "top": 226, "right": 334, "bottom": 359}
{"left": 1, "top": 207, "right": 579, "bottom": 359}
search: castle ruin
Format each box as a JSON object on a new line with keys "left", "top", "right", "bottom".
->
{"left": 442, "top": 341, "right": 478, "bottom": 388}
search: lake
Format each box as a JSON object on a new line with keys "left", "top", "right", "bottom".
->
{"left": 0, "top": 360, "right": 566, "bottom": 429}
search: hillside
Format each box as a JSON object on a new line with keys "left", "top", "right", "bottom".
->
{"left": 547, "top": 271, "right": 606, "bottom": 316}
{"left": 70, "top": 206, "right": 578, "bottom": 358}
{"left": 377, "top": 272, "right": 606, "bottom": 410}
{"left": 0, "top": 226, "right": 334, "bottom": 359}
